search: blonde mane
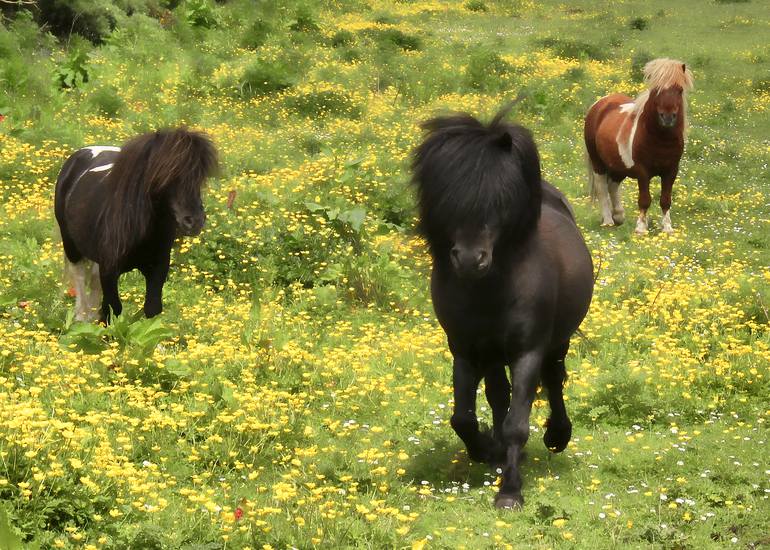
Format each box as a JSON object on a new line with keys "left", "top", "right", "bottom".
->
{"left": 644, "top": 58, "right": 694, "bottom": 93}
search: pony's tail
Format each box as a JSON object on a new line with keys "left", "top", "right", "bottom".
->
{"left": 585, "top": 149, "right": 598, "bottom": 203}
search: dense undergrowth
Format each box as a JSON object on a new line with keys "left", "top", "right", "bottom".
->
{"left": 1, "top": 0, "right": 768, "bottom": 548}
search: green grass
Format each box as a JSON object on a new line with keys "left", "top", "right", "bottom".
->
{"left": 0, "top": 0, "right": 768, "bottom": 548}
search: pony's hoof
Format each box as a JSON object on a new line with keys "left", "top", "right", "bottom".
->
{"left": 494, "top": 493, "right": 523, "bottom": 510}
{"left": 600, "top": 221, "right": 615, "bottom": 228}
{"left": 662, "top": 225, "right": 674, "bottom": 234}
{"left": 544, "top": 420, "right": 572, "bottom": 453}
{"left": 612, "top": 212, "right": 625, "bottom": 225}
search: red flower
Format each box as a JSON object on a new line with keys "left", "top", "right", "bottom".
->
{"left": 234, "top": 507, "right": 243, "bottom": 521}
{"left": 0, "top": 114, "right": 5, "bottom": 123}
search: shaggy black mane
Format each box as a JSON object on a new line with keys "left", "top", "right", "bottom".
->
{"left": 412, "top": 106, "right": 542, "bottom": 253}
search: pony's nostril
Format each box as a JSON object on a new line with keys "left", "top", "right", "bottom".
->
{"left": 450, "top": 247, "right": 461, "bottom": 263}
{"left": 182, "top": 215, "right": 195, "bottom": 228}
{"left": 477, "top": 250, "right": 487, "bottom": 264}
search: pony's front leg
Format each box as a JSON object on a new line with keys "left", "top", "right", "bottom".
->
{"left": 495, "top": 349, "right": 542, "bottom": 509}
{"left": 484, "top": 366, "right": 510, "bottom": 464}
{"left": 141, "top": 258, "right": 170, "bottom": 318}
{"left": 635, "top": 176, "right": 652, "bottom": 234}
{"left": 450, "top": 357, "right": 489, "bottom": 462}
{"left": 99, "top": 271, "right": 122, "bottom": 323}
{"left": 660, "top": 170, "right": 677, "bottom": 233}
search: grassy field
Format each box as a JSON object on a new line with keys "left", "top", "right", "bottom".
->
{"left": 1, "top": 0, "right": 769, "bottom": 548}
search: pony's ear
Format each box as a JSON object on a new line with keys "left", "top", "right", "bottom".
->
{"left": 681, "top": 63, "right": 686, "bottom": 73}
{"left": 495, "top": 131, "right": 513, "bottom": 151}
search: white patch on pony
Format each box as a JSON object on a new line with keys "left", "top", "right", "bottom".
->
{"left": 89, "top": 163, "right": 114, "bottom": 173}
{"left": 593, "top": 172, "right": 615, "bottom": 226}
{"left": 616, "top": 95, "right": 646, "bottom": 169}
{"left": 66, "top": 259, "right": 102, "bottom": 321}
{"left": 662, "top": 210, "right": 673, "bottom": 233}
{"left": 85, "top": 145, "right": 121, "bottom": 158}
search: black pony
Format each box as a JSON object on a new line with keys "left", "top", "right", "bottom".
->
{"left": 54, "top": 128, "right": 218, "bottom": 323}
{"left": 412, "top": 107, "right": 594, "bottom": 508}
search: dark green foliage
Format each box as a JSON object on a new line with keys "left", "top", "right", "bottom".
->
{"left": 367, "top": 27, "right": 422, "bottom": 51}
{"left": 289, "top": 5, "right": 319, "bottom": 33}
{"left": 536, "top": 36, "right": 608, "bottom": 60}
{"left": 629, "top": 16, "right": 649, "bottom": 30}
{"left": 330, "top": 29, "right": 355, "bottom": 47}
{"left": 464, "top": 0, "right": 488, "bottom": 12}
{"left": 284, "top": 89, "right": 362, "bottom": 118}
{"left": 464, "top": 46, "right": 511, "bottom": 93}
{"left": 184, "top": 0, "right": 219, "bottom": 28}
{"left": 630, "top": 50, "right": 653, "bottom": 82}
{"left": 56, "top": 46, "right": 90, "bottom": 88}
{"left": 240, "top": 58, "right": 296, "bottom": 96}
{"left": 89, "top": 85, "right": 124, "bottom": 117}
{"left": 241, "top": 17, "right": 272, "bottom": 48}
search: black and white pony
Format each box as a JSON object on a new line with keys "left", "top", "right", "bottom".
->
{"left": 54, "top": 128, "right": 217, "bottom": 323}
{"left": 412, "top": 106, "right": 594, "bottom": 508}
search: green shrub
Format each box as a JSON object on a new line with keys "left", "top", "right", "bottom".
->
{"left": 89, "top": 85, "right": 124, "bottom": 117}
{"left": 628, "top": 16, "right": 649, "bottom": 30}
{"left": 241, "top": 17, "right": 272, "bottom": 48}
{"left": 463, "top": 46, "right": 511, "bottom": 92}
{"left": 537, "top": 36, "right": 608, "bottom": 60}
{"left": 240, "top": 58, "right": 296, "bottom": 97}
{"left": 464, "top": 0, "right": 488, "bottom": 11}
{"left": 284, "top": 89, "right": 362, "bottom": 118}
{"left": 367, "top": 27, "right": 422, "bottom": 51}
{"left": 630, "top": 50, "right": 653, "bottom": 82}
{"left": 56, "top": 46, "right": 90, "bottom": 89}
{"left": 183, "top": 0, "right": 219, "bottom": 28}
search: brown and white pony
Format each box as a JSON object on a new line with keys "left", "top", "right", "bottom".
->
{"left": 584, "top": 58, "right": 694, "bottom": 233}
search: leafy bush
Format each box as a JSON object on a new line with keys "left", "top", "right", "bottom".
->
{"left": 184, "top": 0, "right": 219, "bottom": 28}
{"left": 366, "top": 27, "right": 422, "bottom": 51}
{"left": 289, "top": 5, "right": 319, "bottom": 33}
{"left": 463, "top": 46, "right": 511, "bottom": 92}
{"left": 55, "top": 46, "right": 90, "bottom": 89}
{"left": 240, "top": 58, "right": 296, "bottom": 97}
{"left": 89, "top": 85, "right": 124, "bottom": 117}
{"left": 628, "top": 16, "right": 649, "bottom": 30}
{"left": 284, "top": 88, "right": 362, "bottom": 118}
{"left": 630, "top": 50, "right": 653, "bottom": 82}
{"left": 464, "top": 0, "right": 488, "bottom": 11}
{"left": 537, "top": 36, "right": 608, "bottom": 60}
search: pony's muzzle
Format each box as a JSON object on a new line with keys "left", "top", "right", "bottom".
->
{"left": 658, "top": 112, "right": 677, "bottom": 128}
{"left": 180, "top": 212, "right": 206, "bottom": 235}
{"left": 451, "top": 247, "right": 491, "bottom": 278}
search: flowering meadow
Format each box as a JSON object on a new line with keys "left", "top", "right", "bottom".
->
{"left": 1, "top": 0, "right": 769, "bottom": 548}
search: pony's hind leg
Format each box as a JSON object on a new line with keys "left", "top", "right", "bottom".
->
{"left": 84, "top": 262, "right": 102, "bottom": 320}
{"left": 541, "top": 343, "right": 572, "bottom": 453}
{"left": 608, "top": 179, "right": 625, "bottom": 225}
{"left": 65, "top": 259, "right": 99, "bottom": 321}
{"left": 593, "top": 172, "right": 615, "bottom": 226}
